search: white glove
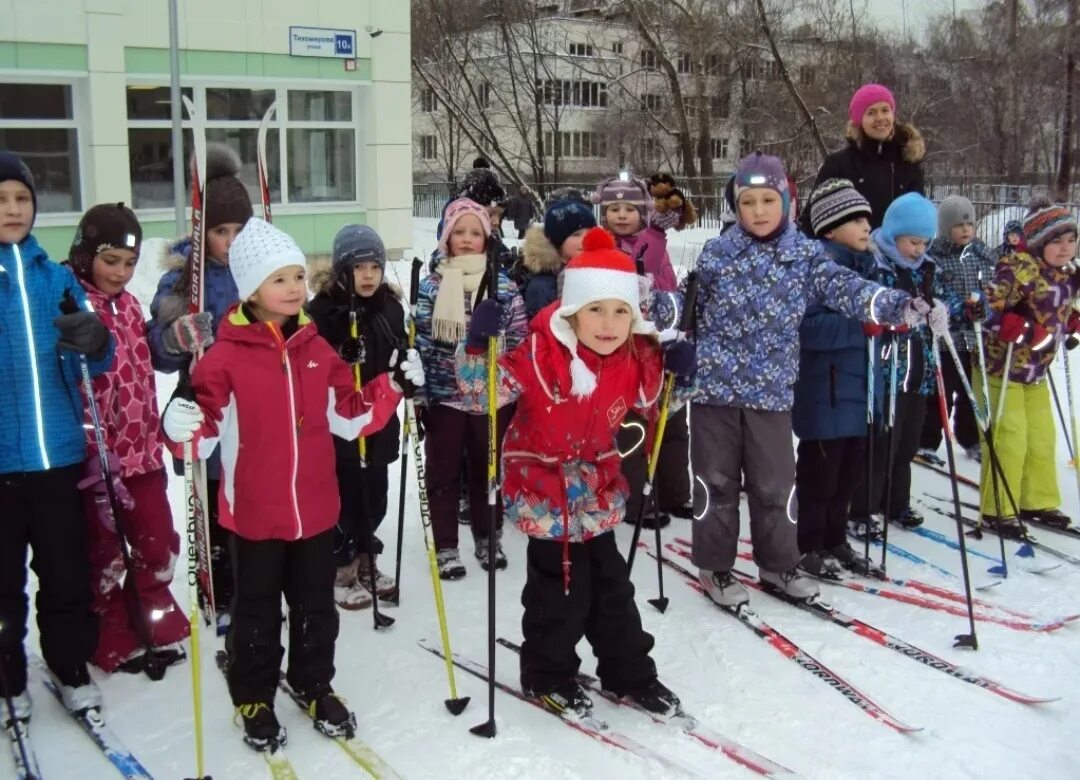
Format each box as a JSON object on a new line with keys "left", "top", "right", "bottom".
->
{"left": 899, "top": 297, "right": 950, "bottom": 339}
{"left": 925, "top": 299, "right": 951, "bottom": 339}
{"left": 657, "top": 327, "right": 680, "bottom": 345}
{"left": 163, "top": 396, "right": 204, "bottom": 443}
{"left": 900, "top": 297, "right": 934, "bottom": 330}
{"left": 389, "top": 347, "right": 425, "bottom": 394}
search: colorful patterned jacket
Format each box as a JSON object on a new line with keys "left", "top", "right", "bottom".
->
{"left": 928, "top": 237, "right": 998, "bottom": 352}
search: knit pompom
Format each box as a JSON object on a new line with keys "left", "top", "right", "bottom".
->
{"left": 1027, "top": 195, "right": 1054, "bottom": 215}
{"left": 205, "top": 142, "right": 242, "bottom": 181}
{"left": 569, "top": 354, "right": 599, "bottom": 398}
{"left": 581, "top": 226, "right": 615, "bottom": 252}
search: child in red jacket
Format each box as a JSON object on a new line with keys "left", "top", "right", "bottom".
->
{"left": 463, "top": 228, "right": 693, "bottom": 717}
{"left": 68, "top": 203, "right": 190, "bottom": 677}
{"left": 161, "top": 218, "right": 423, "bottom": 753}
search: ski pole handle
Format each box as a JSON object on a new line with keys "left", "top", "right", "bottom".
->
{"left": 678, "top": 272, "right": 698, "bottom": 334}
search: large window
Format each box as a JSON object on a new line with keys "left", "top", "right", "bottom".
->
{"left": 419, "top": 135, "right": 438, "bottom": 160}
{"left": 536, "top": 80, "right": 608, "bottom": 108}
{"left": 544, "top": 130, "right": 606, "bottom": 159}
{"left": 126, "top": 84, "right": 358, "bottom": 209}
{"left": 0, "top": 82, "right": 81, "bottom": 213}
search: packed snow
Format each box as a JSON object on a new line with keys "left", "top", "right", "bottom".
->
{"left": 17, "top": 219, "right": 1080, "bottom": 779}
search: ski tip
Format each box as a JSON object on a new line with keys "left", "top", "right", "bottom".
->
{"left": 445, "top": 696, "right": 470, "bottom": 716}
{"left": 469, "top": 719, "right": 497, "bottom": 738}
{"left": 974, "top": 579, "right": 1003, "bottom": 591}
{"left": 986, "top": 565, "right": 1007, "bottom": 577}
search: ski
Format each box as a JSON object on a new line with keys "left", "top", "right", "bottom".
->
{"left": 913, "top": 455, "right": 979, "bottom": 488}
{"left": 493, "top": 638, "right": 797, "bottom": 777}
{"left": 845, "top": 530, "right": 960, "bottom": 579}
{"left": 924, "top": 493, "right": 1080, "bottom": 541}
{"left": 417, "top": 639, "right": 712, "bottom": 777}
{"left": 28, "top": 656, "right": 152, "bottom": 779}
{"left": 649, "top": 554, "right": 920, "bottom": 733}
{"left": 256, "top": 101, "right": 276, "bottom": 222}
{"left": 277, "top": 671, "right": 402, "bottom": 779}
{"left": 3, "top": 716, "right": 41, "bottom": 780}
{"left": 690, "top": 559, "right": 1059, "bottom": 705}
{"left": 212, "top": 652, "right": 299, "bottom": 780}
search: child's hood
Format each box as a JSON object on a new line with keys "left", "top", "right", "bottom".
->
{"left": 521, "top": 224, "right": 564, "bottom": 275}
{"left": 217, "top": 302, "right": 318, "bottom": 350}
{"left": 871, "top": 228, "right": 931, "bottom": 272}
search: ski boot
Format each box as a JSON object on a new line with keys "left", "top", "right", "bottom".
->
{"left": 0, "top": 690, "right": 31, "bottom": 728}
{"left": 698, "top": 569, "right": 750, "bottom": 607}
{"left": 964, "top": 445, "right": 982, "bottom": 464}
{"left": 437, "top": 548, "right": 467, "bottom": 580}
{"left": 308, "top": 692, "right": 356, "bottom": 739}
{"left": 848, "top": 514, "right": 883, "bottom": 541}
{"left": 474, "top": 534, "right": 508, "bottom": 571}
{"left": 236, "top": 702, "right": 286, "bottom": 752}
{"left": 827, "top": 542, "right": 883, "bottom": 578}
{"left": 894, "top": 507, "right": 924, "bottom": 529}
{"left": 334, "top": 561, "right": 374, "bottom": 610}
{"left": 614, "top": 679, "right": 681, "bottom": 717}
{"left": 58, "top": 669, "right": 102, "bottom": 716}
{"left": 356, "top": 553, "right": 396, "bottom": 598}
{"left": 798, "top": 551, "right": 842, "bottom": 580}
{"left": 1020, "top": 508, "right": 1072, "bottom": 530}
{"left": 758, "top": 567, "right": 819, "bottom": 601}
{"left": 528, "top": 680, "right": 593, "bottom": 719}
{"left": 916, "top": 448, "right": 945, "bottom": 467}
{"left": 981, "top": 515, "right": 1025, "bottom": 540}
{"left": 665, "top": 503, "right": 695, "bottom": 521}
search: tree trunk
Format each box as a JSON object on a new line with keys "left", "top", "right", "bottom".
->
{"left": 1056, "top": 0, "right": 1077, "bottom": 199}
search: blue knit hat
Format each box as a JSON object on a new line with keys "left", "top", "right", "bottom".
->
{"left": 544, "top": 197, "right": 597, "bottom": 250}
{"left": 882, "top": 193, "right": 937, "bottom": 244}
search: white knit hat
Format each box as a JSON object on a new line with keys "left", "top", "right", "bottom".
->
{"left": 549, "top": 227, "right": 655, "bottom": 398}
{"left": 228, "top": 217, "right": 307, "bottom": 300}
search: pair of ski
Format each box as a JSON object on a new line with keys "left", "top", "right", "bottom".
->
{"left": 417, "top": 639, "right": 796, "bottom": 778}
{"left": 213, "top": 651, "right": 401, "bottom": 780}
{"left": 923, "top": 491, "right": 1080, "bottom": 541}
{"left": 4, "top": 656, "right": 154, "bottom": 779}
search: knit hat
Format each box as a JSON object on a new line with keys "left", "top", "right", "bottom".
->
{"left": 592, "top": 176, "right": 650, "bottom": 226}
{"left": 881, "top": 192, "right": 938, "bottom": 244}
{"left": 332, "top": 224, "right": 386, "bottom": 274}
{"left": 849, "top": 83, "right": 896, "bottom": 125}
{"left": 549, "top": 227, "right": 656, "bottom": 398}
{"left": 543, "top": 197, "right": 597, "bottom": 251}
{"left": 937, "top": 195, "right": 976, "bottom": 236}
{"left": 807, "top": 178, "right": 871, "bottom": 237}
{"left": 1003, "top": 219, "right": 1023, "bottom": 238}
{"left": 68, "top": 203, "right": 142, "bottom": 281}
{"left": 455, "top": 166, "right": 506, "bottom": 208}
{"left": 438, "top": 198, "right": 491, "bottom": 256}
{"left": 203, "top": 143, "right": 254, "bottom": 231}
{"left": 0, "top": 151, "right": 36, "bottom": 225}
{"left": 228, "top": 217, "right": 307, "bottom": 301}
{"left": 733, "top": 151, "right": 791, "bottom": 216}
{"left": 1023, "top": 198, "right": 1078, "bottom": 252}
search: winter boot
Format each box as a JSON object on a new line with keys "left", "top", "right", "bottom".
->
{"left": 236, "top": 702, "right": 286, "bottom": 752}
{"left": 307, "top": 692, "right": 356, "bottom": 739}
{"left": 758, "top": 567, "right": 819, "bottom": 601}
{"left": 848, "top": 515, "right": 883, "bottom": 541}
{"left": 916, "top": 448, "right": 945, "bottom": 467}
{"left": 58, "top": 668, "right": 102, "bottom": 715}
{"left": 216, "top": 607, "right": 232, "bottom": 637}
{"left": 474, "top": 533, "right": 508, "bottom": 571}
{"left": 457, "top": 491, "right": 471, "bottom": 526}
{"left": 355, "top": 553, "right": 396, "bottom": 598}
{"left": 0, "top": 690, "right": 31, "bottom": 727}
{"left": 437, "top": 548, "right": 467, "bottom": 580}
{"left": 982, "top": 515, "right": 1025, "bottom": 539}
{"left": 614, "top": 678, "right": 681, "bottom": 717}
{"left": 965, "top": 445, "right": 982, "bottom": 464}
{"left": 698, "top": 569, "right": 749, "bottom": 608}
{"left": 334, "top": 561, "right": 373, "bottom": 610}
{"left": 641, "top": 512, "right": 671, "bottom": 530}
{"left": 527, "top": 680, "right": 593, "bottom": 719}
{"left": 1020, "top": 508, "right": 1073, "bottom": 529}
{"left": 665, "top": 503, "right": 695, "bottom": 520}
{"left": 894, "top": 507, "right": 924, "bottom": 529}
{"left": 798, "top": 551, "right": 842, "bottom": 580}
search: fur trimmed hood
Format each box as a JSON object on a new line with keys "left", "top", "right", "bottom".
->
{"left": 308, "top": 257, "right": 402, "bottom": 300}
{"left": 521, "top": 224, "right": 565, "bottom": 275}
{"left": 845, "top": 121, "right": 925, "bottom": 164}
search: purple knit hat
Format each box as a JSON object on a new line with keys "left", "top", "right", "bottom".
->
{"left": 591, "top": 175, "right": 650, "bottom": 226}
{"left": 733, "top": 151, "right": 790, "bottom": 216}
{"left": 438, "top": 198, "right": 492, "bottom": 256}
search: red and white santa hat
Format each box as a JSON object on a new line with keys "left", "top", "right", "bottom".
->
{"left": 550, "top": 227, "right": 656, "bottom": 397}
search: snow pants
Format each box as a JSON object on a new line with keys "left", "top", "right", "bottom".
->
{"left": 424, "top": 404, "right": 512, "bottom": 551}
{"left": 225, "top": 530, "right": 338, "bottom": 705}
{"left": 206, "top": 477, "right": 233, "bottom": 612}
{"left": 333, "top": 460, "right": 389, "bottom": 566}
{"left": 619, "top": 407, "right": 691, "bottom": 523}
{"left": 795, "top": 437, "right": 866, "bottom": 554}
{"left": 520, "top": 533, "right": 656, "bottom": 694}
{"left": 921, "top": 349, "right": 980, "bottom": 452}
{"left": 850, "top": 392, "right": 925, "bottom": 519}
{"left": 976, "top": 371, "right": 1060, "bottom": 517}
{"left": 0, "top": 465, "right": 97, "bottom": 694}
{"left": 84, "top": 469, "right": 189, "bottom": 672}
{"left": 689, "top": 405, "right": 801, "bottom": 574}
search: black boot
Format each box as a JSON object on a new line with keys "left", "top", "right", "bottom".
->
{"left": 1020, "top": 508, "right": 1072, "bottom": 529}
{"left": 308, "top": 692, "right": 356, "bottom": 739}
{"left": 526, "top": 680, "right": 593, "bottom": 718}
{"left": 236, "top": 703, "right": 286, "bottom": 752}
{"left": 612, "top": 678, "right": 681, "bottom": 717}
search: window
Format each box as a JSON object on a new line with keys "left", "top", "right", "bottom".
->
{"left": 568, "top": 43, "right": 595, "bottom": 57}
{"left": 676, "top": 53, "right": 692, "bottom": 74}
{"left": 420, "top": 135, "right": 438, "bottom": 160}
{"left": 682, "top": 97, "right": 698, "bottom": 120}
{"left": 126, "top": 84, "right": 358, "bottom": 209}
{"left": 612, "top": 42, "right": 624, "bottom": 55}
{"left": 420, "top": 88, "right": 437, "bottom": 113}
{"left": 640, "top": 93, "right": 664, "bottom": 112}
{"left": 710, "top": 92, "right": 729, "bottom": 118}
{"left": 543, "top": 130, "right": 607, "bottom": 158}
{"left": 0, "top": 82, "right": 82, "bottom": 213}
{"left": 799, "top": 66, "right": 816, "bottom": 85}
{"left": 710, "top": 137, "right": 729, "bottom": 159}
{"left": 640, "top": 49, "right": 657, "bottom": 69}
{"left": 705, "top": 54, "right": 724, "bottom": 75}
{"left": 643, "top": 136, "right": 661, "bottom": 160}
{"left": 536, "top": 80, "right": 607, "bottom": 108}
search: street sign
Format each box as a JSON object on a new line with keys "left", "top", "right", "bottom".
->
{"left": 289, "top": 26, "right": 357, "bottom": 59}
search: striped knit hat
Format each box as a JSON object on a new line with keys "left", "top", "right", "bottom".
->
{"left": 1023, "top": 199, "right": 1078, "bottom": 252}
{"left": 807, "top": 179, "right": 871, "bottom": 237}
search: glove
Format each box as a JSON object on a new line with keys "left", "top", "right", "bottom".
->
{"left": 657, "top": 327, "right": 681, "bottom": 345}
{"left": 899, "top": 296, "right": 933, "bottom": 330}
{"left": 162, "top": 312, "right": 215, "bottom": 356}
{"left": 390, "top": 348, "right": 425, "bottom": 398}
{"left": 163, "top": 395, "right": 204, "bottom": 443}
{"left": 862, "top": 322, "right": 886, "bottom": 338}
{"left": 964, "top": 294, "right": 987, "bottom": 323}
{"left": 649, "top": 208, "right": 682, "bottom": 232}
{"left": 77, "top": 453, "right": 135, "bottom": 533}
{"left": 467, "top": 299, "right": 504, "bottom": 349}
{"left": 339, "top": 336, "right": 364, "bottom": 366}
{"left": 412, "top": 405, "right": 427, "bottom": 442}
{"left": 54, "top": 311, "right": 110, "bottom": 359}
{"left": 662, "top": 340, "right": 695, "bottom": 377}
{"left": 998, "top": 312, "right": 1032, "bottom": 344}
{"left": 925, "top": 300, "right": 951, "bottom": 339}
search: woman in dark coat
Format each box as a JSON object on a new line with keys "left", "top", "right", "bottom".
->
{"left": 506, "top": 186, "right": 536, "bottom": 239}
{"left": 802, "top": 84, "right": 926, "bottom": 233}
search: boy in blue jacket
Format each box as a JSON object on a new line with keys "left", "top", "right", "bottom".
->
{"left": 0, "top": 152, "right": 114, "bottom": 721}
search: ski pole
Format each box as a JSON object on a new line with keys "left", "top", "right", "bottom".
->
{"left": 994, "top": 343, "right": 1013, "bottom": 432}
{"left": 880, "top": 337, "right": 898, "bottom": 572}
{"left": 863, "top": 333, "right": 876, "bottom": 570}
{"left": 350, "top": 301, "right": 394, "bottom": 630}
{"left": 471, "top": 244, "right": 502, "bottom": 739}
{"left": 1062, "top": 348, "right": 1080, "bottom": 516}
{"left": 1048, "top": 372, "right": 1075, "bottom": 464}
{"left": 0, "top": 651, "right": 34, "bottom": 780}
{"left": 385, "top": 258, "right": 423, "bottom": 606}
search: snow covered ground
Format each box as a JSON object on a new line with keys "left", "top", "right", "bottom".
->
{"left": 18, "top": 219, "right": 1080, "bottom": 779}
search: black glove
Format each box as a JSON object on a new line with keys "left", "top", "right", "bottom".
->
{"left": 339, "top": 336, "right": 364, "bottom": 366}
{"left": 54, "top": 311, "right": 110, "bottom": 359}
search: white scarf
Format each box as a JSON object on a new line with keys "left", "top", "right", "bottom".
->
{"left": 432, "top": 253, "right": 488, "bottom": 344}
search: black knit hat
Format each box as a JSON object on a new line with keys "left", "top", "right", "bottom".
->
{"left": 202, "top": 143, "right": 253, "bottom": 230}
{"left": 68, "top": 203, "right": 142, "bottom": 281}
{"left": 0, "top": 151, "right": 37, "bottom": 226}
{"left": 456, "top": 167, "right": 506, "bottom": 208}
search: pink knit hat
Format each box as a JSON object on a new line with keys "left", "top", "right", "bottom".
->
{"left": 848, "top": 83, "right": 896, "bottom": 125}
{"left": 438, "top": 197, "right": 492, "bottom": 256}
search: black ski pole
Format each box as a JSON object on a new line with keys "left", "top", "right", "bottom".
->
{"left": 61, "top": 292, "right": 168, "bottom": 679}
{"left": 471, "top": 243, "right": 501, "bottom": 739}
{"left": 1049, "top": 373, "right": 1075, "bottom": 463}
{"left": 863, "top": 333, "right": 876, "bottom": 570}
{"left": 0, "top": 657, "right": 34, "bottom": 778}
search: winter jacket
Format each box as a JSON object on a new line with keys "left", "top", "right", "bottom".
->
{"left": 614, "top": 226, "right": 677, "bottom": 293}
{"left": 78, "top": 279, "right": 164, "bottom": 479}
{"left": 928, "top": 237, "right": 998, "bottom": 351}
{"left": 984, "top": 251, "right": 1080, "bottom": 384}
{"left": 306, "top": 267, "right": 406, "bottom": 466}
{"left": 455, "top": 303, "right": 663, "bottom": 543}
{"left": 803, "top": 122, "right": 926, "bottom": 232}
{"left": 657, "top": 222, "right": 911, "bottom": 412}
{"left": 519, "top": 225, "right": 564, "bottom": 321}
{"left": 868, "top": 229, "right": 966, "bottom": 397}
{"left": 147, "top": 237, "right": 239, "bottom": 374}
{"left": 505, "top": 194, "right": 536, "bottom": 232}
{"left": 414, "top": 257, "right": 527, "bottom": 408}
{"left": 792, "top": 241, "right": 884, "bottom": 441}
{"left": 0, "top": 236, "right": 114, "bottom": 475}
{"left": 168, "top": 304, "right": 403, "bottom": 542}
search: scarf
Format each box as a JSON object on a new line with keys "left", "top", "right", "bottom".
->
{"left": 432, "top": 253, "right": 488, "bottom": 344}
{"left": 873, "top": 229, "right": 925, "bottom": 272}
